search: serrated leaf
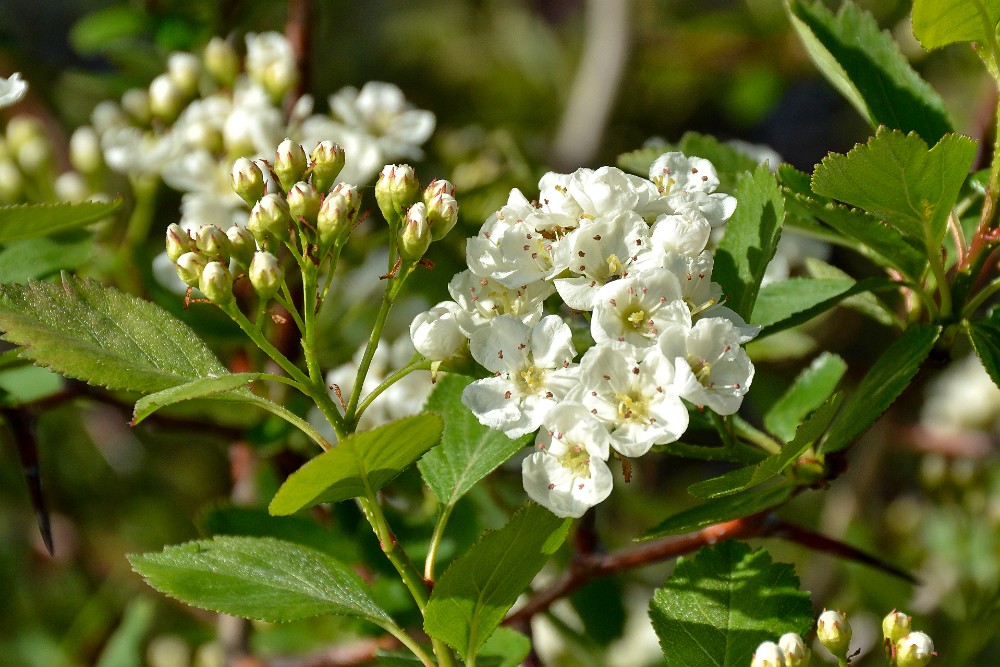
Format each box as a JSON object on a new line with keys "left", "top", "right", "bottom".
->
{"left": 0, "top": 199, "right": 121, "bottom": 243}
{"left": 649, "top": 541, "right": 813, "bottom": 666}
{"left": 714, "top": 165, "right": 785, "bottom": 320}
{"left": 753, "top": 276, "right": 901, "bottom": 337}
{"left": 132, "top": 373, "right": 262, "bottom": 425}
{"left": 479, "top": 627, "right": 532, "bottom": 667}
{"left": 0, "top": 231, "right": 94, "bottom": 283}
{"left": 655, "top": 441, "right": 768, "bottom": 465}
{"left": 0, "top": 275, "right": 246, "bottom": 395}
{"left": 129, "top": 536, "right": 392, "bottom": 626}
{"left": 418, "top": 375, "right": 530, "bottom": 507}
{"left": 765, "top": 352, "right": 847, "bottom": 442}
{"left": 819, "top": 324, "right": 941, "bottom": 454}
{"left": 424, "top": 503, "right": 571, "bottom": 660}
{"left": 787, "top": 0, "right": 952, "bottom": 144}
{"left": 812, "top": 129, "right": 977, "bottom": 247}
{"left": 912, "top": 0, "right": 1000, "bottom": 50}
{"left": 966, "top": 309, "right": 1000, "bottom": 390}
{"left": 269, "top": 414, "right": 443, "bottom": 514}
{"left": 689, "top": 393, "right": 843, "bottom": 499}
{"left": 804, "top": 258, "right": 901, "bottom": 327}
{"left": 198, "top": 504, "right": 355, "bottom": 561}
{"left": 618, "top": 143, "right": 671, "bottom": 176}
{"left": 642, "top": 483, "right": 796, "bottom": 540}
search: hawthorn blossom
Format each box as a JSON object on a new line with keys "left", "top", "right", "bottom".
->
{"left": 245, "top": 32, "right": 298, "bottom": 98}
{"left": 522, "top": 403, "right": 614, "bottom": 517}
{"left": 590, "top": 272, "right": 688, "bottom": 347}
{"left": 0, "top": 73, "right": 27, "bottom": 108}
{"left": 409, "top": 301, "right": 466, "bottom": 361}
{"left": 647, "top": 152, "right": 737, "bottom": 226}
{"left": 448, "top": 269, "right": 553, "bottom": 337}
{"left": 462, "top": 315, "right": 578, "bottom": 438}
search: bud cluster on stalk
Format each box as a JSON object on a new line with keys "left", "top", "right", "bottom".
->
{"left": 375, "top": 164, "right": 459, "bottom": 263}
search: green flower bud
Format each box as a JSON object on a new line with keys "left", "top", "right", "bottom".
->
{"left": 199, "top": 261, "right": 233, "bottom": 304}
{"left": 121, "top": 88, "right": 151, "bottom": 124}
{"left": 248, "top": 193, "right": 292, "bottom": 244}
{"left": 895, "top": 632, "right": 934, "bottom": 667}
{"left": 203, "top": 37, "right": 239, "bottom": 87}
{"left": 149, "top": 74, "right": 185, "bottom": 123}
{"left": 398, "top": 202, "right": 431, "bottom": 260}
{"left": 310, "top": 140, "right": 346, "bottom": 193}
{"left": 274, "top": 139, "right": 308, "bottom": 192}
{"left": 751, "top": 641, "right": 785, "bottom": 667}
{"left": 817, "top": 610, "right": 852, "bottom": 659}
{"left": 778, "top": 633, "right": 810, "bottom": 667}
{"left": 375, "top": 164, "right": 419, "bottom": 225}
{"left": 331, "top": 182, "right": 362, "bottom": 219}
{"left": 426, "top": 191, "right": 459, "bottom": 241}
{"left": 882, "top": 610, "right": 912, "bottom": 644}
{"left": 231, "top": 157, "right": 266, "bottom": 206}
{"left": 317, "top": 192, "right": 353, "bottom": 247}
{"left": 287, "top": 181, "right": 322, "bottom": 225}
{"left": 226, "top": 225, "right": 257, "bottom": 267}
{"left": 175, "top": 251, "right": 208, "bottom": 286}
{"left": 195, "top": 224, "right": 231, "bottom": 262}
{"left": 69, "top": 126, "right": 102, "bottom": 174}
{"left": 166, "top": 223, "right": 193, "bottom": 262}
{"left": 167, "top": 51, "right": 201, "bottom": 97}
{"left": 249, "top": 251, "right": 283, "bottom": 299}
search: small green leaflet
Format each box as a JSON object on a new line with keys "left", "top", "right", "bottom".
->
{"left": 912, "top": 0, "right": 1000, "bottom": 50}
{"left": 0, "top": 198, "right": 121, "bottom": 243}
{"left": 94, "top": 597, "right": 155, "bottom": 667}
{"left": 649, "top": 541, "right": 813, "bottom": 667}
{"left": 765, "top": 352, "right": 847, "bottom": 443}
{"left": 269, "top": 414, "right": 444, "bottom": 514}
{"left": 966, "top": 308, "right": 1000, "bottom": 390}
{"left": 750, "top": 277, "right": 899, "bottom": 337}
{"left": 132, "top": 373, "right": 262, "bottom": 425}
{"left": 424, "top": 503, "right": 571, "bottom": 661}
{"left": 641, "top": 483, "right": 796, "bottom": 540}
{"left": 129, "top": 536, "right": 392, "bottom": 626}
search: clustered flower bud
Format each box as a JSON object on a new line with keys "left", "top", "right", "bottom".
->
{"left": 376, "top": 164, "right": 420, "bottom": 225}
{"left": 199, "top": 261, "right": 233, "bottom": 304}
{"left": 310, "top": 141, "right": 346, "bottom": 193}
{"left": 227, "top": 225, "right": 256, "bottom": 267}
{"left": 895, "top": 631, "right": 934, "bottom": 667}
{"left": 149, "top": 74, "right": 185, "bottom": 123}
{"left": 175, "top": 251, "right": 207, "bottom": 286}
{"left": 751, "top": 641, "right": 785, "bottom": 667}
{"left": 165, "top": 224, "right": 193, "bottom": 262}
{"left": 167, "top": 52, "right": 201, "bottom": 97}
{"left": 203, "top": 37, "right": 238, "bottom": 87}
{"left": 778, "top": 633, "right": 810, "bottom": 667}
{"left": 817, "top": 609, "right": 852, "bottom": 659}
{"left": 248, "top": 193, "right": 292, "bottom": 244}
{"left": 399, "top": 201, "right": 431, "bottom": 260}
{"left": 274, "top": 138, "right": 308, "bottom": 192}
{"left": 249, "top": 251, "right": 282, "bottom": 299}
{"left": 882, "top": 610, "right": 912, "bottom": 644}
{"left": 231, "top": 157, "right": 266, "bottom": 206}
{"left": 287, "top": 181, "right": 322, "bottom": 225}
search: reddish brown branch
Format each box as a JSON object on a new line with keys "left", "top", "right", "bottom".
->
{"left": 284, "top": 0, "right": 313, "bottom": 108}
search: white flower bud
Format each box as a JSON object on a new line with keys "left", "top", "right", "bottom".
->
{"left": 310, "top": 140, "right": 346, "bottom": 192}
{"left": 816, "top": 610, "right": 852, "bottom": 659}
{"left": 882, "top": 610, "right": 912, "bottom": 644}
{"left": 274, "top": 138, "right": 308, "bottom": 192}
{"left": 423, "top": 178, "right": 456, "bottom": 201}
{"left": 69, "top": 126, "right": 102, "bottom": 174}
{"left": 167, "top": 51, "right": 200, "bottom": 96}
{"left": 121, "top": 88, "right": 151, "bottom": 124}
{"left": 231, "top": 157, "right": 265, "bottom": 206}
{"left": 54, "top": 172, "right": 89, "bottom": 203}
{"left": 17, "top": 136, "right": 50, "bottom": 174}
{"left": 287, "top": 181, "right": 321, "bottom": 225}
{"left": 0, "top": 72, "right": 27, "bottom": 108}
{"left": 166, "top": 223, "right": 193, "bottom": 262}
{"left": 0, "top": 160, "right": 22, "bottom": 202}
{"left": 375, "top": 164, "right": 419, "bottom": 225}
{"left": 426, "top": 191, "right": 458, "bottom": 241}
{"left": 398, "top": 202, "right": 431, "bottom": 260}
{"left": 895, "top": 631, "right": 934, "bottom": 667}
{"left": 777, "top": 633, "right": 810, "bottom": 667}
{"left": 199, "top": 261, "right": 233, "bottom": 304}
{"left": 249, "top": 251, "right": 283, "bottom": 299}
{"left": 175, "top": 251, "right": 208, "bottom": 286}
{"left": 248, "top": 193, "right": 292, "bottom": 244}
{"left": 203, "top": 37, "right": 238, "bottom": 86}
{"left": 245, "top": 32, "right": 298, "bottom": 100}
{"left": 195, "top": 225, "right": 231, "bottom": 261}
{"left": 226, "top": 225, "right": 256, "bottom": 267}
{"left": 751, "top": 641, "right": 785, "bottom": 667}
{"left": 331, "top": 182, "right": 361, "bottom": 218}
{"left": 410, "top": 301, "right": 466, "bottom": 361}
{"left": 317, "top": 192, "right": 352, "bottom": 247}
{"left": 5, "top": 116, "right": 44, "bottom": 153}
{"left": 149, "top": 74, "right": 185, "bottom": 122}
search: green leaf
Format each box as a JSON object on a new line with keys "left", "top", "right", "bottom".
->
{"left": 966, "top": 308, "right": 1000, "bottom": 390}
{"left": 0, "top": 275, "right": 245, "bottom": 394}
{"left": 812, "top": 129, "right": 977, "bottom": 247}
{"left": 765, "top": 352, "right": 847, "bottom": 442}
{"left": 688, "top": 393, "right": 843, "bottom": 499}
{"left": 418, "top": 375, "right": 530, "bottom": 507}
{"left": 820, "top": 324, "right": 941, "bottom": 454}
{"left": 654, "top": 441, "right": 768, "bottom": 465}
{"left": 787, "top": 0, "right": 952, "bottom": 144}
{"left": 0, "top": 231, "right": 95, "bottom": 283}
{"left": 132, "top": 373, "right": 262, "bottom": 425}
{"left": 752, "top": 277, "right": 853, "bottom": 327}
{"left": 912, "top": 0, "right": 1000, "bottom": 50}
{"left": 129, "top": 536, "right": 392, "bottom": 626}
{"left": 804, "top": 258, "right": 902, "bottom": 327}
{"left": 618, "top": 142, "right": 671, "bottom": 176}
{"left": 95, "top": 598, "right": 155, "bottom": 667}
{"left": 424, "top": 503, "right": 571, "bottom": 660}
{"left": 269, "top": 414, "right": 444, "bottom": 514}
{"left": 479, "top": 627, "right": 533, "bottom": 667}
{"left": 70, "top": 6, "right": 151, "bottom": 54}
{"left": 642, "top": 483, "right": 796, "bottom": 540}
{"left": 649, "top": 541, "right": 813, "bottom": 667}
{"left": 0, "top": 199, "right": 121, "bottom": 243}
{"left": 714, "top": 165, "right": 785, "bottom": 320}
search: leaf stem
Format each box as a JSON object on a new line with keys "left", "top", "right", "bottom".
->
{"left": 424, "top": 502, "right": 455, "bottom": 582}
{"left": 962, "top": 275, "right": 1000, "bottom": 318}
{"left": 300, "top": 261, "right": 324, "bottom": 385}
{"left": 246, "top": 395, "right": 331, "bottom": 450}
{"left": 926, "top": 245, "right": 952, "bottom": 319}
{"left": 381, "top": 621, "right": 436, "bottom": 667}
{"left": 345, "top": 277, "right": 404, "bottom": 427}
{"left": 355, "top": 356, "right": 433, "bottom": 423}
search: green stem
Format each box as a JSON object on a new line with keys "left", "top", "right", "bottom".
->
{"left": 963, "top": 275, "right": 1000, "bottom": 318}
{"left": 926, "top": 246, "right": 952, "bottom": 319}
{"left": 355, "top": 357, "right": 433, "bottom": 423}
{"left": 424, "top": 502, "right": 455, "bottom": 582}
{"left": 345, "top": 278, "right": 401, "bottom": 426}
{"left": 247, "top": 395, "right": 331, "bottom": 451}
{"left": 301, "top": 262, "right": 324, "bottom": 385}
{"left": 274, "top": 283, "right": 306, "bottom": 334}
{"left": 966, "top": 98, "right": 1000, "bottom": 275}
{"left": 224, "top": 303, "right": 312, "bottom": 388}
{"left": 114, "top": 176, "right": 158, "bottom": 292}
{"left": 974, "top": 0, "right": 1000, "bottom": 79}
{"left": 381, "top": 621, "right": 437, "bottom": 667}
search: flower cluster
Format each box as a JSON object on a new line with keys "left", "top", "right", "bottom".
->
{"left": 410, "top": 153, "right": 756, "bottom": 517}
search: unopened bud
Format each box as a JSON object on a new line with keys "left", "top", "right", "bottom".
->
{"left": 227, "top": 225, "right": 256, "bottom": 267}
{"left": 882, "top": 610, "right": 912, "bottom": 644}
{"left": 203, "top": 37, "right": 239, "bottom": 87}
{"left": 410, "top": 301, "right": 465, "bottom": 361}
{"left": 17, "top": 136, "right": 50, "bottom": 173}
{"left": 245, "top": 32, "right": 297, "bottom": 100}
{"left": 253, "top": 158, "right": 281, "bottom": 195}
{"left": 310, "top": 141, "right": 346, "bottom": 192}
{"left": 248, "top": 193, "right": 292, "bottom": 244}
{"left": 231, "top": 157, "right": 266, "bottom": 206}
{"left": 249, "top": 251, "right": 283, "bottom": 299}
{"left": 166, "top": 224, "right": 193, "bottom": 262}
{"left": 195, "top": 225, "right": 231, "bottom": 261}
{"left": 54, "top": 172, "right": 88, "bottom": 202}
{"left": 121, "top": 88, "right": 151, "bottom": 124}
{"left": 777, "top": 633, "right": 810, "bottom": 667}
{"left": 375, "top": 164, "right": 419, "bottom": 225}
{"left": 167, "top": 52, "right": 200, "bottom": 97}
{"left": 426, "top": 191, "right": 458, "bottom": 241}
{"left": 149, "top": 74, "right": 185, "bottom": 122}
{"left": 424, "top": 178, "right": 456, "bottom": 201}
{"left": 895, "top": 631, "right": 934, "bottom": 667}
{"left": 331, "top": 182, "right": 361, "bottom": 219}
{"left": 751, "top": 641, "right": 785, "bottom": 667}
{"left": 69, "top": 126, "right": 102, "bottom": 174}
{"left": 317, "top": 192, "right": 353, "bottom": 247}
{"left": 817, "top": 610, "right": 852, "bottom": 659}
{"left": 199, "top": 261, "right": 233, "bottom": 304}
{"left": 5, "top": 116, "right": 45, "bottom": 153}
{"left": 0, "top": 160, "right": 22, "bottom": 201}
{"left": 399, "top": 202, "right": 431, "bottom": 260}
{"left": 175, "top": 251, "right": 208, "bottom": 286}
{"left": 274, "top": 138, "right": 308, "bottom": 192}
{"left": 287, "top": 181, "right": 321, "bottom": 225}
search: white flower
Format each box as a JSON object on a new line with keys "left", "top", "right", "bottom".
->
{"left": 590, "top": 271, "right": 688, "bottom": 348}
{"left": 330, "top": 82, "right": 434, "bottom": 157}
{"left": 245, "top": 32, "right": 297, "bottom": 98}
{"left": 659, "top": 316, "right": 754, "bottom": 415}
{"left": 0, "top": 73, "right": 27, "bottom": 108}
{"left": 522, "top": 403, "right": 614, "bottom": 517}
{"left": 101, "top": 126, "right": 180, "bottom": 177}
{"left": 751, "top": 641, "right": 786, "bottom": 667}
{"left": 462, "top": 315, "right": 579, "bottom": 438}
{"left": 777, "top": 633, "right": 810, "bottom": 667}
{"left": 448, "top": 269, "right": 553, "bottom": 337}
{"left": 646, "top": 204, "right": 712, "bottom": 257}
{"left": 223, "top": 81, "right": 285, "bottom": 156}
{"left": 410, "top": 301, "right": 467, "bottom": 361}
{"left": 570, "top": 341, "right": 688, "bottom": 457}
{"left": 647, "top": 152, "right": 737, "bottom": 226}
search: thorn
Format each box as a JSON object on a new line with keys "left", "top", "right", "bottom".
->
{"left": 380, "top": 256, "right": 403, "bottom": 280}
{"left": 333, "top": 384, "right": 347, "bottom": 409}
